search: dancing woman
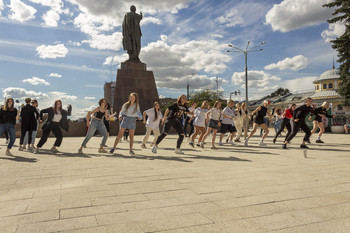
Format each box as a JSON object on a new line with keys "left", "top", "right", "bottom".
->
{"left": 0, "top": 98, "right": 19, "bottom": 156}
{"left": 273, "top": 109, "right": 283, "bottom": 136}
{"left": 189, "top": 101, "right": 209, "bottom": 147}
{"left": 241, "top": 102, "right": 250, "bottom": 140}
{"left": 310, "top": 101, "right": 334, "bottom": 143}
{"left": 79, "top": 98, "right": 114, "bottom": 154}
{"left": 151, "top": 95, "right": 190, "bottom": 154}
{"left": 218, "top": 100, "right": 236, "bottom": 146}
{"left": 110, "top": 92, "right": 142, "bottom": 155}
{"left": 141, "top": 102, "right": 163, "bottom": 148}
{"left": 234, "top": 102, "right": 244, "bottom": 142}
{"left": 184, "top": 102, "right": 196, "bottom": 137}
{"left": 201, "top": 101, "right": 223, "bottom": 149}
{"left": 273, "top": 104, "right": 296, "bottom": 144}
{"left": 244, "top": 100, "right": 272, "bottom": 147}
{"left": 35, "top": 100, "right": 71, "bottom": 154}
{"left": 19, "top": 98, "right": 39, "bottom": 152}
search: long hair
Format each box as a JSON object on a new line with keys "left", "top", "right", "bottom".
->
{"left": 153, "top": 102, "right": 160, "bottom": 122}
{"left": 3, "top": 98, "right": 14, "bottom": 111}
{"left": 241, "top": 102, "right": 247, "bottom": 110}
{"left": 177, "top": 95, "right": 186, "bottom": 105}
{"left": 289, "top": 103, "right": 296, "bottom": 109}
{"left": 125, "top": 92, "right": 139, "bottom": 113}
{"left": 53, "top": 100, "right": 63, "bottom": 114}
{"left": 98, "top": 98, "right": 106, "bottom": 106}
{"left": 321, "top": 101, "right": 329, "bottom": 109}
{"left": 212, "top": 101, "right": 221, "bottom": 109}
{"left": 201, "top": 100, "right": 209, "bottom": 108}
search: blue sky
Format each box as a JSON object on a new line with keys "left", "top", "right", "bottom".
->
{"left": 0, "top": 0, "right": 344, "bottom": 118}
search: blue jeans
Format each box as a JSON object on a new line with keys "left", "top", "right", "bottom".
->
{"left": 23, "top": 125, "right": 38, "bottom": 145}
{"left": 0, "top": 123, "right": 16, "bottom": 149}
{"left": 274, "top": 119, "right": 282, "bottom": 134}
{"left": 82, "top": 118, "right": 108, "bottom": 147}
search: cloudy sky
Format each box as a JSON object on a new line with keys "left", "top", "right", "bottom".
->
{"left": 0, "top": 0, "right": 344, "bottom": 118}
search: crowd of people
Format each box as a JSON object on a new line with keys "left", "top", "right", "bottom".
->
{"left": 0, "top": 93, "right": 347, "bottom": 156}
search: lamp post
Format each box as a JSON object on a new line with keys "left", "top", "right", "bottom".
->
{"left": 186, "top": 73, "right": 195, "bottom": 100}
{"left": 229, "top": 90, "right": 241, "bottom": 100}
{"left": 227, "top": 41, "right": 266, "bottom": 107}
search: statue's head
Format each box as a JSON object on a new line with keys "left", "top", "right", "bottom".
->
{"left": 130, "top": 5, "right": 136, "bottom": 12}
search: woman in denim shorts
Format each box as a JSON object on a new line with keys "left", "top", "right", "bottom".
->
{"left": 110, "top": 93, "right": 142, "bottom": 155}
{"left": 200, "top": 101, "right": 223, "bottom": 149}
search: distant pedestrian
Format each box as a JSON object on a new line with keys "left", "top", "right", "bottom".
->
{"left": 0, "top": 98, "right": 19, "bottom": 156}
{"left": 110, "top": 92, "right": 142, "bottom": 155}
{"left": 141, "top": 102, "right": 163, "bottom": 148}
{"left": 35, "top": 100, "right": 71, "bottom": 154}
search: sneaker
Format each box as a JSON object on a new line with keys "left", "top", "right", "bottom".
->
{"left": 196, "top": 143, "right": 201, "bottom": 147}
{"left": 5, "top": 140, "right": 9, "bottom": 144}
{"left": 151, "top": 146, "right": 157, "bottom": 154}
{"left": 98, "top": 148, "right": 107, "bottom": 153}
{"left": 300, "top": 144, "right": 309, "bottom": 149}
{"left": 282, "top": 144, "right": 287, "bottom": 149}
{"left": 200, "top": 143, "right": 204, "bottom": 149}
{"left": 189, "top": 142, "right": 194, "bottom": 147}
{"left": 5, "top": 150, "right": 12, "bottom": 156}
{"left": 78, "top": 148, "right": 83, "bottom": 154}
{"left": 258, "top": 141, "right": 267, "bottom": 146}
{"left": 218, "top": 142, "right": 223, "bottom": 146}
{"left": 228, "top": 140, "right": 234, "bottom": 145}
{"left": 345, "top": 132, "right": 349, "bottom": 134}
{"left": 34, "top": 148, "right": 39, "bottom": 154}
{"left": 175, "top": 149, "right": 184, "bottom": 154}
{"left": 244, "top": 138, "right": 249, "bottom": 146}
{"left": 26, "top": 147, "right": 34, "bottom": 152}
{"left": 109, "top": 148, "right": 115, "bottom": 154}
{"left": 211, "top": 146, "right": 218, "bottom": 149}
{"left": 18, "top": 147, "right": 24, "bottom": 151}
{"left": 50, "top": 148, "right": 59, "bottom": 153}
{"left": 234, "top": 139, "right": 241, "bottom": 142}
{"left": 129, "top": 150, "right": 135, "bottom": 155}
{"left": 141, "top": 144, "right": 147, "bottom": 149}
{"left": 102, "top": 144, "right": 108, "bottom": 147}
{"left": 225, "top": 138, "right": 229, "bottom": 143}
{"left": 307, "top": 139, "right": 311, "bottom": 144}
{"left": 83, "top": 145, "right": 87, "bottom": 148}
{"left": 273, "top": 138, "right": 276, "bottom": 144}
{"left": 315, "top": 139, "right": 324, "bottom": 143}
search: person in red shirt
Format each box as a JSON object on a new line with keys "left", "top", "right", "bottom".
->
{"left": 273, "top": 104, "right": 296, "bottom": 144}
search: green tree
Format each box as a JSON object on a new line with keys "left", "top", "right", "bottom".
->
{"left": 267, "top": 88, "right": 290, "bottom": 98}
{"left": 189, "top": 89, "right": 226, "bottom": 108}
{"left": 323, "top": 1, "right": 350, "bottom": 106}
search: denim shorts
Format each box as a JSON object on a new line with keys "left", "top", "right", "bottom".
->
{"left": 120, "top": 116, "right": 137, "bottom": 130}
{"left": 208, "top": 119, "right": 219, "bottom": 129}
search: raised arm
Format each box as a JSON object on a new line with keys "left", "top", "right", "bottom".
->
{"left": 251, "top": 106, "right": 261, "bottom": 116}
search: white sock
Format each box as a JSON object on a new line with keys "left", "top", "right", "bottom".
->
{"left": 317, "top": 136, "right": 320, "bottom": 140}
{"left": 260, "top": 139, "right": 264, "bottom": 143}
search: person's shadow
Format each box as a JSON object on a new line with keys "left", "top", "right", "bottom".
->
{"left": 0, "top": 155, "right": 37, "bottom": 163}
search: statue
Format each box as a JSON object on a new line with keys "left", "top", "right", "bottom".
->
{"left": 122, "top": 5, "right": 143, "bottom": 62}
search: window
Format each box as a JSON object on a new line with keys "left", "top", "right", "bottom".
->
{"left": 316, "top": 85, "right": 319, "bottom": 90}
{"left": 323, "top": 84, "right": 327, "bottom": 89}
{"left": 338, "top": 105, "right": 343, "bottom": 111}
{"left": 328, "top": 83, "right": 333, "bottom": 88}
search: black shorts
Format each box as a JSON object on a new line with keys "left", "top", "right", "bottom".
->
{"left": 254, "top": 117, "right": 265, "bottom": 125}
{"left": 220, "top": 124, "right": 237, "bottom": 133}
{"left": 315, "top": 116, "right": 322, "bottom": 123}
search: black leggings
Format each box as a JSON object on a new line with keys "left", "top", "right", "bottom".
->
{"left": 274, "top": 118, "right": 291, "bottom": 140}
{"left": 184, "top": 117, "right": 194, "bottom": 137}
{"left": 37, "top": 122, "right": 63, "bottom": 148}
{"left": 285, "top": 121, "right": 311, "bottom": 143}
{"left": 156, "top": 119, "right": 184, "bottom": 149}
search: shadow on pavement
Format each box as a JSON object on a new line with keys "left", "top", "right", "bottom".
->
{"left": 0, "top": 155, "right": 37, "bottom": 163}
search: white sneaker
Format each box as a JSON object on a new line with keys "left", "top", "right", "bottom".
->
{"left": 78, "top": 148, "right": 83, "bottom": 154}
{"left": 151, "top": 146, "right": 157, "bottom": 154}
{"left": 244, "top": 138, "right": 249, "bottom": 146}
{"left": 258, "top": 141, "right": 267, "bottom": 146}
{"left": 228, "top": 140, "right": 235, "bottom": 145}
{"left": 50, "top": 148, "right": 59, "bottom": 153}
{"left": 129, "top": 150, "right": 135, "bottom": 155}
{"left": 18, "top": 147, "right": 24, "bottom": 151}
{"left": 26, "top": 147, "right": 34, "bottom": 152}
{"left": 98, "top": 148, "right": 107, "bottom": 153}
{"left": 175, "top": 149, "right": 184, "bottom": 154}
{"left": 218, "top": 142, "right": 223, "bottom": 146}
{"left": 34, "top": 148, "right": 39, "bottom": 154}
{"left": 141, "top": 144, "right": 147, "bottom": 149}
{"left": 6, "top": 150, "right": 12, "bottom": 156}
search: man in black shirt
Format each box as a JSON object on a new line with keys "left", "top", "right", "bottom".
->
{"left": 19, "top": 98, "right": 39, "bottom": 152}
{"left": 283, "top": 98, "right": 313, "bottom": 149}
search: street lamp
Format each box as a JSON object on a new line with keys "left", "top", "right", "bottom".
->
{"left": 227, "top": 41, "right": 266, "bottom": 107}
{"left": 229, "top": 90, "right": 241, "bottom": 100}
{"left": 186, "top": 73, "right": 195, "bottom": 99}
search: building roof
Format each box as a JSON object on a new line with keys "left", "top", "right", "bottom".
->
{"left": 313, "top": 68, "right": 340, "bottom": 84}
{"left": 310, "top": 90, "right": 341, "bottom": 99}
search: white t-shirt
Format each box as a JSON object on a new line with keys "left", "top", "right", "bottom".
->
{"left": 52, "top": 111, "right": 62, "bottom": 122}
{"left": 193, "top": 108, "right": 208, "bottom": 127}
{"left": 120, "top": 103, "right": 142, "bottom": 119}
{"left": 144, "top": 108, "right": 163, "bottom": 129}
{"left": 208, "top": 108, "right": 222, "bottom": 121}
{"left": 221, "top": 107, "right": 236, "bottom": 125}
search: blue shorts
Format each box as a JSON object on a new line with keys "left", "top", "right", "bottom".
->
{"left": 208, "top": 119, "right": 219, "bottom": 129}
{"left": 120, "top": 116, "right": 137, "bottom": 130}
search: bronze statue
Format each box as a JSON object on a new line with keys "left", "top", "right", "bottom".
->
{"left": 122, "top": 5, "right": 143, "bottom": 62}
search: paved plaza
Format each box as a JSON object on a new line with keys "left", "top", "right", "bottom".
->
{"left": 0, "top": 133, "right": 350, "bottom": 233}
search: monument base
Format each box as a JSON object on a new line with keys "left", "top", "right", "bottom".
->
{"left": 113, "top": 61, "right": 159, "bottom": 114}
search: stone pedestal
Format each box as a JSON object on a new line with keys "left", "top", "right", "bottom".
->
{"left": 113, "top": 61, "right": 159, "bottom": 114}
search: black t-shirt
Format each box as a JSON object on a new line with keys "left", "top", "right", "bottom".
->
{"left": 0, "top": 108, "right": 18, "bottom": 125}
{"left": 167, "top": 103, "right": 188, "bottom": 120}
{"left": 255, "top": 106, "right": 267, "bottom": 121}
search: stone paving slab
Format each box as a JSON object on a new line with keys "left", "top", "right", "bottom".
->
{"left": 0, "top": 133, "right": 349, "bottom": 232}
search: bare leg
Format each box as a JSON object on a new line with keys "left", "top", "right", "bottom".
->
{"left": 129, "top": 129, "right": 135, "bottom": 150}
{"left": 260, "top": 124, "right": 269, "bottom": 139}
{"left": 211, "top": 130, "right": 217, "bottom": 147}
{"left": 112, "top": 128, "right": 126, "bottom": 149}
{"left": 198, "top": 127, "right": 206, "bottom": 142}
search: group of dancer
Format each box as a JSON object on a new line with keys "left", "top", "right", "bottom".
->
{"left": 0, "top": 92, "right": 339, "bottom": 156}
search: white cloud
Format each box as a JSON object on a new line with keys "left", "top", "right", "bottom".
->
{"left": 231, "top": 70, "right": 281, "bottom": 91}
{"left": 22, "top": 76, "right": 50, "bottom": 86}
{"left": 264, "top": 55, "right": 308, "bottom": 71}
{"left": 211, "top": 34, "right": 223, "bottom": 39}
{"left": 265, "top": 0, "right": 333, "bottom": 32}
{"left": 3, "top": 87, "right": 49, "bottom": 100}
{"left": 141, "top": 16, "right": 162, "bottom": 26}
{"left": 0, "top": 0, "right": 4, "bottom": 16}
{"left": 42, "top": 9, "right": 60, "bottom": 27}
{"left": 103, "top": 54, "right": 128, "bottom": 66}
{"left": 49, "top": 73, "right": 62, "bottom": 78}
{"left": 283, "top": 76, "right": 317, "bottom": 93}
{"left": 49, "top": 91, "right": 77, "bottom": 100}
{"left": 8, "top": 0, "right": 37, "bottom": 22}
{"left": 36, "top": 44, "right": 69, "bottom": 59}
{"left": 84, "top": 96, "right": 96, "bottom": 100}
{"left": 321, "top": 21, "right": 346, "bottom": 42}
{"left": 82, "top": 32, "right": 123, "bottom": 51}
